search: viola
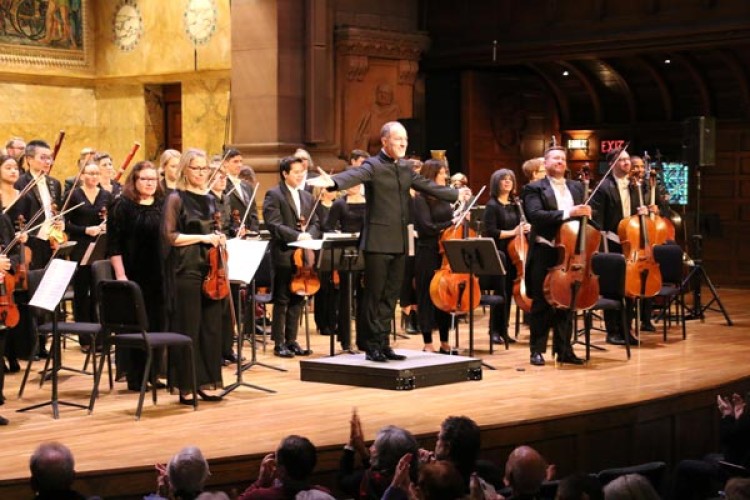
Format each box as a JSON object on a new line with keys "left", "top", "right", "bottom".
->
{"left": 617, "top": 178, "right": 662, "bottom": 298}
{"left": 543, "top": 173, "right": 601, "bottom": 311}
{"left": 507, "top": 199, "right": 532, "bottom": 313}
{"left": 202, "top": 212, "right": 230, "bottom": 300}
{"left": 289, "top": 216, "right": 321, "bottom": 296}
{"left": 0, "top": 270, "right": 20, "bottom": 328}
{"left": 14, "top": 215, "right": 31, "bottom": 291}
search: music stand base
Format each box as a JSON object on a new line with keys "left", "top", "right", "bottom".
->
{"left": 682, "top": 263, "right": 732, "bottom": 325}
{"left": 17, "top": 400, "right": 88, "bottom": 420}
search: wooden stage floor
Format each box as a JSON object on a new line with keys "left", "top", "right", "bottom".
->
{"left": 1, "top": 288, "right": 748, "bottom": 498}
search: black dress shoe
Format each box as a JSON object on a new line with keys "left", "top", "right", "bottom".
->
{"left": 320, "top": 327, "right": 334, "bottom": 336}
{"left": 287, "top": 342, "right": 311, "bottom": 356}
{"left": 223, "top": 353, "right": 238, "bottom": 363}
{"left": 490, "top": 332, "right": 503, "bottom": 345}
{"left": 530, "top": 352, "right": 545, "bottom": 366}
{"left": 626, "top": 334, "right": 639, "bottom": 346}
{"left": 439, "top": 347, "right": 459, "bottom": 355}
{"left": 365, "top": 349, "right": 387, "bottom": 362}
{"left": 640, "top": 322, "right": 656, "bottom": 332}
{"left": 7, "top": 359, "right": 20, "bottom": 373}
{"left": 273, "top": 346, "right": 294, "bottom": 358}
{"left": 179, "top": 395, "right": 196, "bottom": 406}
{"left": 197, "top": 390, "right": 223, "bottom": 402}
{"left": 557, "top": 350, "right": 584, "bottom": 365}
{"left": 0, "top": 415, "right": 8, "bottom": 425}
{"left": 382, "top": 347, "right": 406, "bottom": 360}
{"left": 606, "top": 334, "right": 626, "bottom": 345}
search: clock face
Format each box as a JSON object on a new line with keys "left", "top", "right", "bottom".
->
{"left": 184, "top": 0, "right": 217, "bottom": 45}
{"left": 112, "top": 0, "right": 143, "bottom": 51}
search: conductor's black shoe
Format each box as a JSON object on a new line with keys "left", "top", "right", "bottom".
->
{"left": 320, "top": 327, "right": 334, "bottom": 336}
{"left": 530, "top": 352, "right": 545, "bottom": 366}
{"left": 274, "top": 345, "right": 294, "bottom": 358}
{"left": 382, "top": 347, "right": 406, "bottom": 361}
{"left": 490, "top": 332, "right": 503, "bottom": 345}
{"left": 640, "top": 322, "right": 656, "bottom": 332}
{"left": 365, "top": 349, "right": 387, "bottom": 362}
{"left": 606, "top": 334, "right": 626, "bottom": 345}
{"left": 557, "top": 351, "right": 584, "bottom": 365}
{"left": 287, "top": 341, "right": 310, "bottom": 356}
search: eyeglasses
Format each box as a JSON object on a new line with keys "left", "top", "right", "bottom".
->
{"left": 84, "top": 172, "right": 100, "bottom": 176}
{"left": 36, "top": 155, "right": 53, "bottom": 162}
{"left": 137, "top": 177, "right": 158, "bottom": 182}
{"left": 187, "top": 166, "right": 210, "bottom": 172}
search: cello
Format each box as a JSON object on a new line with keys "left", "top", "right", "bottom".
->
{"left": 507, "top": 198, "right": 533, "bottom": 313}
{"left": 617, "top": 177, "right": 662, "bottom": 299}
{"left": 429, "top": 186, "right": 484, "bottom": 314}
{"left": 543, "top": 170, "right": 601, "bottom": 311}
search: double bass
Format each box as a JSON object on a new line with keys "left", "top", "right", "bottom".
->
{"left": 617, "top": 178, "right": 662, "bottom": 299}
{"left": 507, "top": 198, "right": 532, "bottom": 313}
{"left": 543, "top": 170, "right": 601, "bottom": 311}
{"left": 429, "top": 187, "right": 484, "bottom": 314}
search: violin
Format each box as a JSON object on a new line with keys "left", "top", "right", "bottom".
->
{"left": 617, "top": 178, "right": 662, "bottom": 298}
{"left": 507, "top": 198, "right": 532, "bottom": 313}
{"left": 543, "top": 171, "right": 601, "bottom": 310}
{"left": 202, "top": 212, "right": 230, "bottom": 300}
{"left": 0, "top": 246, "right": 20, "bottom": 328}
{"left": 14, "top": 215, "right": 31, "bottom": 291}
{"left": 289, "top": 215, "right": 321, "bottom": 296}
{"left": 429, "top": 187, "right": 484, "bottom": 314}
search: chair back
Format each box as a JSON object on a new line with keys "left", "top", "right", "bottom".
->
{"left": 592, "top": 253, "right": 626, "bottom": 299}
{"left": 653, "top": 244, "right": 683, "bottom": 285}
{"left": 91, "top": 260, "right": 114, "bottom": 321}
{"left": 98, "top": 280, "right": 149, "bottom": 335}
{"left": 597, "top": 461, "right": 666, "bottom": 493}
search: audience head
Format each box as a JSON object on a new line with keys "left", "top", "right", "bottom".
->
{"left": 370, "top": 425, "right": 419, "bottom": 476}
{"left": 412, "top": 460, "right": 465, "bottom": 500}
{"left": 556, "top": 473, "right": 604, "bottom": 500}
{"left": 168, "top": 446, "right": 210, "bottom": 498}
{"left": 196, "top": 493, "right": 230, "bottom": 500}
{"left": 504, "top": 445, "right": 548, "bottom": 497}
{"left": 435, "top": 416, "right": 481, "bottom": 482}
{"left": 725, "top": 477, "right": 750, "bottom": 500}
{"left": 602, "top": 473, "right": 660, "bottom": 500}
{"left": 29, "top": 442, "right": 76, "bottom": 494}
{"left": 275, "top": 435, "right": 318, "bottom": 482}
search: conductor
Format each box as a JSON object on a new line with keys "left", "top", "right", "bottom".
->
{"left": 307, "top": 121, "right": 471, "bottom": 362}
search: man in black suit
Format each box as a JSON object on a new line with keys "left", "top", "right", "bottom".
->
{"left": 262, "top": 156, "right": 321, "bottom": 358}
{"left": 307, "top": 121, "right": 470, "bottom": 362}
{"left": 590, "top": 149, "right": 645, "bottom": 345}
{"left": 521, "top": 145, "right": 591, "bottom": 366}
{"left": 222, "top": 149, "right": 260, "bottom": 234}
{"left": 15, "top": 139, "right": 64, "bottom": 270}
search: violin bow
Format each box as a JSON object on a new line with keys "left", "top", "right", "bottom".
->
{"left": 451, "top": 185, "right": 486, "bottom": 231}
{"left": 25, "top": 202, "right": 84, "bottom": 235}
{"left": 2, "top": 174, "right": 44, "bottom": 214}
{"left": 204, "top": 149, "right": 233, "bottom": 195}
{"left": 2, "top": 208, "right": 46, "bottom": 255}
{"left": 59, "top": 158, "right": 91, "bottom": 213}
{"left": 585, "top": 142, "right": 630, "bottom": 205}
{"left": 239, "top": 183, "right": 260, "bottom": 230}
{"left": 300, "top": 169, "right": 333, "bottom": 233}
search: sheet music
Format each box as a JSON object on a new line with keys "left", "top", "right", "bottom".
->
{"left": 323, "top": 232, "right": 359, "bottom": 241}
{"left": 288, "top": 239, "right": 324, "bottom": 251}
{"left": 226, "top": 239, "right": 269, "bottom": 284}
{"left": 29, "top": 259, "right": 78, "bottom": 312}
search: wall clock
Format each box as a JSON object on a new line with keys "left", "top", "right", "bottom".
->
{"left": 184, "top": 0, "right": 217, "bottom": 46}
{"left": 112, "top": 0, "right": 143, "bottom": 52}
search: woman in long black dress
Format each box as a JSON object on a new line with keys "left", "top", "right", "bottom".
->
{"left": 483, "top": 168, "right": 529, "bottom": 344}
{"left": 413, "top": 160, "right": 455, "bottom": 353}
{"left": 65, "top": 162, "right": 112, "bottom": 324}
{"left": 324, "top": 183, "right": 366, "bottom": 352}
{"left": 162, "top": 148, "right": 224, "bottom": 403}
{"left": 107, "top": 160, "right": 165, "bottom": 390}
{"left": 312, "top": 187, "right": 338, "bottom": 337}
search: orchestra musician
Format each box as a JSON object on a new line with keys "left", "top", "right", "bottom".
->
{"left": 159, "top": 149, "right": 181, "bottom": 196}
{"left": 312, "top": 186, "right": 338, "bottom": 339}
{"left": 0, "top": 185, "right": 20, "bottom": 426}
{"left": 221, "top": 149, "right": 260, "bottom": 234}
{"left": 94, "top": 152, "right": 122, "bottom": 197}
{"left": 412, "top": 159, "right": 456, "bottom": 354}
{"left": 162, "top": 148, "right": 225, "bottom": 403}
{"left": 521, "top": 144, "right": 590, "bottom": 366}
{"left": 107, "top": 160, "right": 166, "bottom": 391}
{"left": 590, "top": 149, "right": 645, "bottom": 345}
{"left": 483, "top": 168, "right": 530, "bottom": 345}
{"left": 521, "top": 157, "right": 546, "bottom": 182}
{"left": 400, "top": 158, "right": 422, "bottom": 336}
{"left": 307, "top": 121, "right": 470, "bottom": 363}
{"left": 65, "top": 162, "right": 113, "bottom": 324}
{"left": 324, "top": 182, "right": 366, "bottom": 353}
{"left": 262, "top": 156, "right": 321, "bottom": 358}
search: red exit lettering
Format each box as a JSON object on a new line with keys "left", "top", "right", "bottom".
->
{"left": 600, "top": 140, "right": 625, "bottom": 154}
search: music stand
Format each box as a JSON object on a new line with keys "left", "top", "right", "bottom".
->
{"left": 221, "top": 239, "right": 281, "bottom": 397}
{"left": 317, "top": 234, "right": 363, "bottom": 356}
{"left": 17, "top": 259, "right": 86, "bottom": 419}
{"left": 443, "top": 238, "right": 505, "bottom": 370}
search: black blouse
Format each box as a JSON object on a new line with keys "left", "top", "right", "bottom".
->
{"left": 162, "top": 190, "right": 216, "bottom": 281}
{"left": 413, "top": 193, "right": 453, "bottom": 249}
{"left": 324, "top": 197, "right": 366, "bottom": 233}
{"left": 483, "top": 197, "right": 521, "bottom": 255}
{"left": 65, "top": 187, "right": 113, "bottom": 262}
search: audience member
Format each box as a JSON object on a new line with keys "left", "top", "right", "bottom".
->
{"left": 503, "top": 445, "right": 553, "bottom": 500}
{"left": 725, "top": 477, "right": 750, "bottom": 500}
{"left": 602, "top": 473, "right": 660, "bottom": 500}
{"left": 555, "top": 473, "right": 603, "bottom": 500}
{"left": 384, "top": 457, "right": 467, "bottom": 500}
{"left": 430, "top": 415, "right": 482, "bottom": 487}
{"left": 339, "top": 409, "right": 419, "bottom": 499}
{"left": 239, "top": 435, "right": 334, "bottom": 499}
{"left": 147, "top": 446, "right": 210, "bottom": 500}
{"left": 29, "top": 442, "right": 93, "bottom": 500}
{"left": 195, "top": 493, "right": 230, "bottom": 500}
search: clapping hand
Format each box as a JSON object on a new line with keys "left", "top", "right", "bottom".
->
{"left": 349, "top": 408, "right": 368, "bottom": 459}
